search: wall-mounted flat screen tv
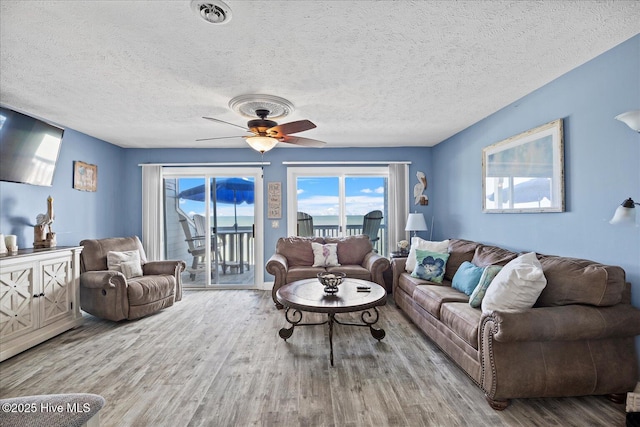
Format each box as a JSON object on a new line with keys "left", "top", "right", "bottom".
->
{"left": 0, "top": 107, "right": 64, "bottom": 187}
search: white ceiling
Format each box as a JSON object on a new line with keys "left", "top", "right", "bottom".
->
{"left": 1, "top": 1, "right": 638, "bottom": 149}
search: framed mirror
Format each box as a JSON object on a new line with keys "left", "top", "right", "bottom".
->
{"left": 482, "top": 119, "right": 564, "bottom": 213}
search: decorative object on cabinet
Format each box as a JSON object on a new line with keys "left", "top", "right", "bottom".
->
{"left": 483, "top": 119, "right": 564, "bottom": 213}
{"left": 615, "top": 110, "right": 640, "bottom": 132}
{"left": 413, "top": 171, "right": 428, "bottom": 205}
{"left": 4, "top": 234, "right": 18, "bottom": 253}
{"left": 0, "top": 246, "right": 83, "bottom": 361}
{"left": 0, "top": 234, "right": 6, "bottom": 254}
{"left": 73, "top": 160, "right": 97, "bottom": 192}
{"left": 34, "top": 195, "right": 56, "bottom": 248}
{"left": 610, "top": 197, "right": 639, "bottom": 226}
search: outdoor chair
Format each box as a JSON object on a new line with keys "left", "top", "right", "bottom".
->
{"left": 297, "top": 211, "right": 314, "bottom": 237}
{"left": 362, "top": 210, "right": 383, "bottom": 252}
{"left": 193, "top": 214, "right": 228, "bottom": 275}
{"left": 179, "top": 212, "right": 208, "bottom": 280}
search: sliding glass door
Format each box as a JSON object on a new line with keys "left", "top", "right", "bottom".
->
{"left": 287, "top": 167, "right": 389, "bottom": 255}
{"left": 163, "top": 167, "right": 263, "bottom": 288}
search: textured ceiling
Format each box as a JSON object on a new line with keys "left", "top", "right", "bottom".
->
{"left": 1, "top": 1, "right": 639, "bottom": 149}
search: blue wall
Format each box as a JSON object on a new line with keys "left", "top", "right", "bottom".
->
{"left": 121, "top": 146, "right": 433, "bottom": 264}
{"left": 432, "top": 34, "right": 640, "bottom": 370}
{"left": 0, "top": 129, "right": 125, "bottom": 248}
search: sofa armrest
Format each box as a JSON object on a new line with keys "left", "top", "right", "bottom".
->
{"left": 266, "top": 254, "right": 289, "bottom": 308}
{"left": 79, "top": 271, "right": 129, "bottom": 321}
{"left": 362, "top": 252, "right": 390, "bottom": 288}
{"left": 481, "top": 304, "right": 640, "bottom": 343}
{"left": 266, "top": 253, "right": 288, "bottom": 276}
{"left": 80, "top": 270, "right": 127, "bottom": 289}
{"left": 391, "top": 257, "right": 408, "bottom": 293}
{"left": 143, "top": 260, "right": 186, "bottom": 301}
{"left": 143, "top": 260, "right": 185, "bottom": 276}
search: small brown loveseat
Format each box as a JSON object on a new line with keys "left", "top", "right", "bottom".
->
{"left": 392, "top": 238, "right": 640, "bottom": 409}
{"left": 266, "top": 235, "right": 390, "bottom": 309}
{"left": 79, "top": 236, "right": 186, "bottom": 321}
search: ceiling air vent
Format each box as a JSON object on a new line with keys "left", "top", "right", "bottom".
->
{"left": 191, "top": 0, "right": 232, "bottom": 25}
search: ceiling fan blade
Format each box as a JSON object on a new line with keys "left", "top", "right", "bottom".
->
{"left": 195, "top": 135, "right": 246, "bottom": 142}
{"left": 202, "top": 116, "right": 248, "bottom": 131}
{"left": 279, "top": 135, "right": 326, "bottom": 147}
{"left": 268, "top": 120, "right": 316, "bottom": 138}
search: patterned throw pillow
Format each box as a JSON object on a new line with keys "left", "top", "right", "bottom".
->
{"left": 311, "top": 242, "right": 341, "bottom": 267}
{"left": 468, "top": 265, "right": 503, "bottom": 308}
{"left": 452, "top": 261, "right": 484, "bottom": 296}
{"left": 411, "top": 249, "right": 450, "bottom": 283}
{"left": 405, "top": 237, "right": 450, "bottom": 273}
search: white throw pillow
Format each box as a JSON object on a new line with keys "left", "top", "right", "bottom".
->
{"left": 120, "top": 260, "right": 143, "bottom": 279}
{"left": 107, "top": 250, "right": 142, "bottom": 279}
{"left": 481, "top": 252, "right": 547, "bottom": 314}
{"left": 405, "top": 237, "right": 450, "bottom": 273}
{"left": 311, "top": 242, "right": 341, "bottom": 267}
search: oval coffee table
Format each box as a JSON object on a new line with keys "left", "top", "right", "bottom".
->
{"left": 276, "top": 278, "right": 387, "bottom": 366}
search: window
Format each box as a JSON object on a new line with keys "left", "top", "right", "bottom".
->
{"left": 287, "top": 167, "right": 389, "bottom": 255}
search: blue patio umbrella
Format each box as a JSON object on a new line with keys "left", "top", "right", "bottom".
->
{"left": 487, "top": 178, "right": 551, "bottom": 203}
{"left": 178, "top": 177, "right": 254, "bottom": 230}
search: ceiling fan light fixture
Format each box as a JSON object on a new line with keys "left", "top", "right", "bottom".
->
{"left": 191, "top": 0, "right": 232, "bottom": 25}
{"left": 245, "top": 136, "right": 278, "bottom": 153}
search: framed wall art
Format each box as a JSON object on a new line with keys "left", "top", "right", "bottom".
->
{"left": 267, "top": 181, "right": 282, "bottom": 219}
{"left": 73, "top": 161, "right": 97, "bottom": 192}
{"left": 482, "top": 119, "right": 564, "bottom": 213}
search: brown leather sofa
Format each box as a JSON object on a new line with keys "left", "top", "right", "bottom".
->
{"left": 79, "top": 236, "right": 186, "bottom": 321}
{"left": 266, "top": 235, "right": 390, "bottom": 308}
{"left": 392, "top": 238, "right": 640, "bottom": 409}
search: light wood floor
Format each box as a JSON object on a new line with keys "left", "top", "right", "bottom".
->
{"left": 0, "top": 290, "right": 627, "bottom": 426}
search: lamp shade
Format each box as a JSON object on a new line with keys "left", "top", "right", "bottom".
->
{"left": 245, "top": 136, "right": 278, "bottom": 153}
{"left": 405, "top": 213, "right": 428, "bottom": 232}
{"left": 615, "top": 110, "right": 640, "bottom": 132}
{"left": 609, "top": 197, "right": 638, "bottom": 226}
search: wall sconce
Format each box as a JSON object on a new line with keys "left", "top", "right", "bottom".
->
{"left": 615, "top": 110, "right": 640, "bottom": 132}
{"left": 405, "top": 212, "right": 428, "bottom": 237}
{"left": 610, "top": 197, "right": 639, "bottom": 226}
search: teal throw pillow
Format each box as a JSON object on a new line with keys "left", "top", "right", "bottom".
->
{"left": 411, "top": 249, "right": 450, "bottom": 283}
{"left": 468, "top": 265, "right": 503, "bottom": 308}
{"left": 452, "top": 261, "right": 484, "bottom": 296}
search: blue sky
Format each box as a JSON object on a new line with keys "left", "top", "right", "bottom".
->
{"left": 297, "top": 176, "right": 386, "bottom": 217}
{"left": 177, "top": 176, "right": 386, "bottom": 219}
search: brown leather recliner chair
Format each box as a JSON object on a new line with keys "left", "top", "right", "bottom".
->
{"left": 79, "top": 236, "right": 186, "bottom": 321}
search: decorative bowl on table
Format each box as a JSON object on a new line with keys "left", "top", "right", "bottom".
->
{"left": 317, "top": 272, "right": 346, "bottom": 294}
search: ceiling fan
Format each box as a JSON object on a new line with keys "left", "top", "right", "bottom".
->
{"left": 197, "top": 109, "right": 326, "bottom": 153}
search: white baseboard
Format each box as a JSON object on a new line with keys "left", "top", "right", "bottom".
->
{"left": 258, "top": 281, "right": 273, "bottom": 291}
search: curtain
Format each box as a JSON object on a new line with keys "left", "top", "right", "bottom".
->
{"left": 388, "top": 163, "right": 410, "bottom": 251}
{"left": 141, "top": 165, "right": 163, "bottom": 260}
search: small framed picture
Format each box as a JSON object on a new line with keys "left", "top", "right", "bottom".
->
{"left": 267, "top": 182, "right": 282, "bottom": 219}
{"left": 73, "top": 161, "right": 97, "bottom": 192}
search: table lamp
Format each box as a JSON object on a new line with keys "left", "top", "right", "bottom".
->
{"left": 405, "top": 212, "right": 428, "bottom": 238}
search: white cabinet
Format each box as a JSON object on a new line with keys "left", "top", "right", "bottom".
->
{"left": 0, "top": 246, "right": 83, "bottom": 361}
